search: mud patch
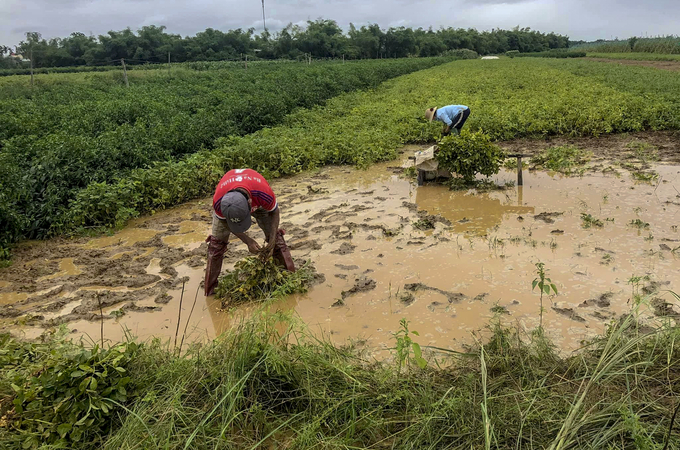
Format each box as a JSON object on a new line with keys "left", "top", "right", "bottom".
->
{"left": 552, "top": 307, "right": 586, "bottom": 323}
{"left": 404, "top": 283, "right": 467, "bottom": 303}
{"left": 534, "top": 212, "right": 564, "bottom": 224}
{"left": 580, "top": 292, "right": 614, "bottom": 308}
{"left": 341, "top": 277, "right": 377, "bottom": 299}
{"left": 331, "top": 243, "right": 357, "bottom": 255}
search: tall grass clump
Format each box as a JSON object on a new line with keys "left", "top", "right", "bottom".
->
{"left": 2, "top": 298, "right": 679, "bottom": 449}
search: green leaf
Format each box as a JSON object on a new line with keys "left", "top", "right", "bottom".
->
{"left": 543, "top": 285, "right": 551, "bottom": 295}
{"left": 415, "top": 357, "right": 428, "bottom": 369}
{"left": 532, "top": 280, "right": 539, "bottom": 290}
{"left": 412, "top": 342, "right": 422, "bottom": 359}
{"left": 551, "top": 284, "right": 558, "bottom": 294}
{"left": 70, "top": 370, "right": 85, "bottom": 378}
{"left": 79, "top": 364, "right": 93, "bottom": 373}
{"left": 57, "top": 423, "right": 72, "bottom": 438}
{"left": 89, "top": 377, "right": 98, "bottom": 390}
{"left": 22, "top": 437, "right": 35, "bottom": 449}
{"left": 75, "top": 412, "right": 90, "bottom": 426}
{"left": 411, "top": 331, "right": 420, "bottom": 336}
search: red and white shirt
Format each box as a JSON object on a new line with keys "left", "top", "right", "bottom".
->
{"left": 212, "top": 169, "right": 277, "bottom": 219}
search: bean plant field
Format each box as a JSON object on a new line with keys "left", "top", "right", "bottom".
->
{"left": 0, "top": 57, "right": 451, "bottom": 251}
{"left": 56, "top": 58, "right": 680, "bottom": 236}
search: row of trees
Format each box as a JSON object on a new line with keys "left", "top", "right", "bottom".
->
{"left": 0, "top": 21, "right": 570, "bottom": 69}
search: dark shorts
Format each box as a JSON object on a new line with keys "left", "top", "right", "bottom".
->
{"left": 451, "top": 107, "right": 471, "bottom": 130}
{"left": 212, "top": 208, "right": 275, "bottom": 243}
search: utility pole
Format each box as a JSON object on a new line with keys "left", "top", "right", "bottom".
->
{"left": 262, "top": 0, "right": 267, "bottom": 33}
{"left": 121, "top": 58, "right": 129, "bottom": 87}
{"left": 30, "top": 46, "right": 34, "bottom": 88}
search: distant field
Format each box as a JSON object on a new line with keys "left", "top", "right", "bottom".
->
{"left": 587, "top": 52, "right": 680, "bottom": 61}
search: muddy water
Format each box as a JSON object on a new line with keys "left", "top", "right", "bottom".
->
{"left": 1, "top": 155, "right": 679, "bottom": 356}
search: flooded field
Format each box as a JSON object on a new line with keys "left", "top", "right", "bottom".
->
{"left": 1, "top": 141, "right": 679, "bottom": 357}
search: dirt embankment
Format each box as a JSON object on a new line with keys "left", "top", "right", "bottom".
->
{"left": 584, "top": 57, "right": 680, "bottom": 72}
{"left": 499, "top": 131, "right": 680, "bottom": 164}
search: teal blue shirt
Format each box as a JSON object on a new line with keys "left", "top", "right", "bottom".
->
{"left": 435, "top": 105, "right": 468, "bottom": 126}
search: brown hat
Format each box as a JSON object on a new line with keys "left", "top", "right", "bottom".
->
{"left": 425, "top": 107, "right": 437, "bottom": 122}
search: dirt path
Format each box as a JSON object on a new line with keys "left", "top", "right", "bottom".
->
{"left": 1, "top": 138, "right": 680, "bottom": 357}
{"left": 584, "top": 58, "right": 680, "bottom": 72}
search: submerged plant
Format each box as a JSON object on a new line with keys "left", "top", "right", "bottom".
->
{"left": 581, "top": 213, "right": 604, "bottom": 229}
{"left": 630, "top": 219, "right": 650, "bottom": 229}
{"left": 530, "top": 145, "right": 590, "bottom": 174}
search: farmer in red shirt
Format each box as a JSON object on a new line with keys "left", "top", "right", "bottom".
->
{"left": 204, "top": 168, "right": 295, "bottom": 296}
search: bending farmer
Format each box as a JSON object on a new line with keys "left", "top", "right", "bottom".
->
{"left": 425, "top": 105, "right": 471, "bottom": 136}
{"left": 204, "top": 168, "right": 295, "bottom": 296}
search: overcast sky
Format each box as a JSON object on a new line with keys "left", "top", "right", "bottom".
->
{"left": 1, "top": 0, "right": 678, "bottom": 47}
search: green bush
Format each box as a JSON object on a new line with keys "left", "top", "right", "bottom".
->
{"left": 506, "top": 50, "right": 520, "bottom": 58}
{"left": 441, "top": 48, "right": 479, "bottom": 59}
{"left": 1, "top": 335, "right": 139, "bottom": 448}
{"left": 435, "top": 131, "right": 505, "bottom": 182}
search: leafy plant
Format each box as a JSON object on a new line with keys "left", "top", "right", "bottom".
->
{"left": 532, "top": 262, "right": 558, "bottom": 329}
{"left": 393, "top": 318, "right": 427, "bottom": 370}
{"left": 215, "top": 257, "right": 315, "bottom": 306}
{"left": 435, "top": 131, "right": 505, "bottom": 183}
{"left": 3, "top": 338, "right": 138, "bottom": 447}
{"left": 581, "top": 213, "right": 604, "bottom": 229}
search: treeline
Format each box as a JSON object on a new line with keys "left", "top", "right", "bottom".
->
{"left": 0, "top": 21, "right": 570, "bottom": 68}
{"left": 572, "top": 36, "right": 680, "bottom": 54}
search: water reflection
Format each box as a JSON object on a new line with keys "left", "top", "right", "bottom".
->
{"left": 415, "top": 184, "right": 535, "bottom": 235}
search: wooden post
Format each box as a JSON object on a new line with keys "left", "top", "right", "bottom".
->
{"left": 342, "top": 54, "right": 345, "bottom": 64}
{"left": 516, "top": 156, "right": 523, "bottom": 186}
{"left": 245, "top": 54, "right": 248, "bottom": 70}
{"left": 30, "top": 47, "right": 34, "bottom": 88}
{"left": 168, "top": 51, "right": 171, "bottom": 73}
{"left": 121, "top": 58, "right": 129, "bottom": 87}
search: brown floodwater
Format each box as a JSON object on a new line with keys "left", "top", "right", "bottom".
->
{"left": 1, "top": 154, "right": 679, "bottom": 357}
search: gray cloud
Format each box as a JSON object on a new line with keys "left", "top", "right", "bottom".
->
{"left": 2, "top": 0, "right": 679, "bottom": 46}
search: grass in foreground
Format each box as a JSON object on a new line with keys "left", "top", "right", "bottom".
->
{"left": 1, "top": 300, "right": 680, "bottom": 449}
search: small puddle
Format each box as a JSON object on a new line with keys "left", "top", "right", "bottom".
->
{"left": 1, "top": 153, "right": 679, "bottom": 355}
{"left": 85, "top": 228, "right": 159, "bottom": 248}
{"left": 37, "top": 258, "right": 82, "bottom": 282}
{"left": 0, "top": 292, "right": 29, "bottom": 305}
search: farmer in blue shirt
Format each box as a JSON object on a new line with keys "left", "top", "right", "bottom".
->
{"left": 425, "top": 105, "right": 471, "bottom": 136}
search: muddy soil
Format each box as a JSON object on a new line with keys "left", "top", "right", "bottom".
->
{"left": 499, "top": 131, "right": 680, "bottom": 164}
{"left": 584, "top": 58, "right": 680, "bottom": 73}
{"left": 1, "top": 137, "right": 680, "bottom": 356}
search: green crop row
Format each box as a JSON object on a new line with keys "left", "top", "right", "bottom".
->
{"left": 59, "top": 58, "right": 680, "bottom": 237}
{"left": 0, "top": 57, "right": 454, "bottom": 250}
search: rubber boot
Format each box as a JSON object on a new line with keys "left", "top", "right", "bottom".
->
{"left": 204, "top": 235, "right": 228, "bottom": 296}
{"left": 273, "top": 229, "right": 296, "bottom": 272}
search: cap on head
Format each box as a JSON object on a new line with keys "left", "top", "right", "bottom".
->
{"left": 425, "top": 107, "right": 437, "bottom": 122}
{"left": 220, "top": 191, "right": 251, "bottom": 233}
